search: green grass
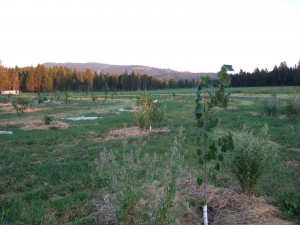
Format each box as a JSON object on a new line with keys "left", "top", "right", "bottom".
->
{"left": 0, "top": 87, "right": 300, "bottom": 224}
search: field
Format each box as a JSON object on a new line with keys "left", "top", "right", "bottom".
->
{"left": 0, "top": 87, "right": 300, "bottom": 224}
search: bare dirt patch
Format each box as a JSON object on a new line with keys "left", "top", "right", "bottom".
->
{"left": 106, "top": 126, "right": 170, "bottom": 140}
{"left": 0, "top": 103, "right": 49, "bottom": 114}
{"left": 211, "top": 106, "right": 238, "bottom": 111}
{"left": 0, "top": 120, "right": 69, "bottom": 131}
{"left": 20, "top": 121, "right": 70, "bottom": 131}
{"left": 250, "top": 111, "right": 261, "bottom": 116}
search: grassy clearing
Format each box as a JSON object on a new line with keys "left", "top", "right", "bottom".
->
{"left": 0, "top": 87, "right": 299, "bottom": 224}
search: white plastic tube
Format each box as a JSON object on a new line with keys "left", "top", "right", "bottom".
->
{"left": 203, "top": 204, "right": 208, "bottom": 225}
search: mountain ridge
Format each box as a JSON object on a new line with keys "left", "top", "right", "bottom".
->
{"left": 43, "top": 62, "right": 217, "bottom": 80}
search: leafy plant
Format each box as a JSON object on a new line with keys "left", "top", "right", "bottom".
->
{"left": 230, "top": 126, "right": 277, "bottom": 196}
{"left": 262, "top": 95, "right": 280, "bottom": 117}
{"left": 135, "top": 92, "right": 164, "bottom": 129}
{"left": 278, "top": 190, "right": 300, "bottom": 220}
{"left": 285, "top": 95, "right": 300, "bottom": 116}
{"left": 64, "top": 91, "right": 72, "bottom": 105}
{"left": 91, "top": 92, "right": 98, "bottom": 102}
{"left": 103, "top": 83, "right": 109, "bottom": 102}
{"left": 37, "top": 93, "right": 48, "bottom": 104}
{"left": 194, "top": 67, "right": 234, "bottom": 225}
{"left": 43, "top": 115, "right": 53, "bottom": 125}
{"left": 95, "top": 128, "right": 186, "bottom": 224}
{"left": 11, "top": 98, "right": 29, "bottom": 115}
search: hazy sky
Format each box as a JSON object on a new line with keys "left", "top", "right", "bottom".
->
{"left": 1, "top": 0, "right": 300, "bottom": 72}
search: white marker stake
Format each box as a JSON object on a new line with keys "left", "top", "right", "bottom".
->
{"left": 203, "top": 204, "right": 208, "bottom": 225}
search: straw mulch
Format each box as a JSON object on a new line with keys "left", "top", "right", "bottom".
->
{"left": 106, "top": 126, "right": 170, "bottom": 140}
{"left": 175, "top": 178, "right": 294, "bottom": 225}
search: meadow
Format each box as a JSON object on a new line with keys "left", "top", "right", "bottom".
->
{"left": 0, "top": 87, "right": 299, "bottom": 224}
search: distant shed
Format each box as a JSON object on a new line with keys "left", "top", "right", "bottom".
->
{"left": 0, "top": 90, "right": 19, "bottom": 95}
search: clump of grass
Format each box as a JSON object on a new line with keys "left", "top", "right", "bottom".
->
{"left": 261, "top": 95, "right": 280, "bottom": 117}
{"left": 95, "top": 127, "right": 187, "bottom": 224}
{"left": 135, "top": 92, "right": 164, "bottom": 129}
{"left": 285, "top": 96, "right": 300, "bottom": 116}
{"left": 11, "top": 98, "right": 29, "bottom": 115}
{"left": 43, "top": 115, "right": 53, "bottom": 125}
{"left": 229, "top": 125, "right": 278, "bottom": 196}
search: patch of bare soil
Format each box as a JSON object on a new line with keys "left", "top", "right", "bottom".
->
{"left": 19, "top": 121, "right": 70, "bottom": 130}
{"left": 0, "top": 103, "right": 49, "bottom": 114}
{"left": 0, "top": 120, "right": 69, "bottom": 131}
{"left": 211, "top": 106, "right": 238, "bottom": 111}
{"left": 250, "top": 111, "right": 261, "bottom": 116}
{"left": 106, "top": 126, "right": 170, "bottom": 140}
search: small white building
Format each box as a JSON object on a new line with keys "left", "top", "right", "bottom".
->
{"left": 0, "top": 90, "right": 19, "bottom": 95}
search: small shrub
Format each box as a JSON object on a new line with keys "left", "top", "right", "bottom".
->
{"left": 37, "top": 93, "right": 48, "bottom": 104}
{"left": 285, "top": 96, "right": 300, "bottom": 116}
{"left": 95, "top": 128, "right": 187, "bottom": 224}
{"left": 261, "top": 96, "right": 280, "bottom": 117}
{"left": 11, "top": 98, "right": 29, "bottom": 115}
{"left": 91, "top": 92, "right": 98, "bottom": 102}
{"left": 64, "top": 91, "right": 72, "bottom": 105}
{"left": 43, "top": 115, "right": 53, "bottom": 125}
{"left": 135, "top": 92, "right": 164, "bottom": 129}
{"left": 230, "top": 125, "right": 277, "bottom": 196}
{"left": 278, "top": 190, "right": 300, "bottom": 220}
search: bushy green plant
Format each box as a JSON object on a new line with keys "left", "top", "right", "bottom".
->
{"left": 278, "top": 190, "right": 300, "bottom": 220}
{"left": 285, "top": 96, "right": 300, "bottom": 116}
{"left": 43, "top": 115, "right": 53, "bottom": 125}
{"left": 95, "top": 128, "right": 187, "bottom": 224}
{"left": 261, "top": 96, "right": 280, "bottom": 117}
{"left": 194, "top": 67, "right": 234, "bottom": 225}
{"left": 37, "top": 93, "right": 48, "bottom": 104}
{"left": 64, "top": 91, "right": 72, "bottom": 105}
{"left": 91, "top": 92, "right": 98, "bottom": 102}
{"left": 135, "top": 92, "right": 164, "bottom": 129}
{"left": 230, "top": 125, "right": 277, "bottom": 196}
{"left": 11, "top": 98, "right": 29, "bottom": 115}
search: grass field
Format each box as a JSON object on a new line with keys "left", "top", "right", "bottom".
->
{"left": 0, "top": 87, "right": 299, "bottom": 224}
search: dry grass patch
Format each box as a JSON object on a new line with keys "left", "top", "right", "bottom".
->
{"left": 0, "top": 103, "right": 49, "bottom": 114}
{"left": 0, "top": 120, "right": 70, "bottom": 131}
{"left": 175, "top": 179, "right": 293, "bottom": 225}
{"left": 106, "top": 126, "right": 170, "bottom": 140}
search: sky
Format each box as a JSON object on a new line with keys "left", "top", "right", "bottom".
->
{"left": 1, "top": 0, "right": 300, "bottom": 73}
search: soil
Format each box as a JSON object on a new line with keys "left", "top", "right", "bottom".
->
{"left": 106, "top": 126, "right": 170, "bottom": 140}
{"left": 0, "top": 120, "right": 70, "bottom": 131}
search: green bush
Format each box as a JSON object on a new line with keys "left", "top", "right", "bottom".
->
{"left": 278, "top": 190, "right": 300, "bottom": 220}
{"left": 261, "top": 96, "right": 280, "bottom": 117}
{"left": 43, "top": 115, "right": 53, "bottom": 125}
{"left": 285, "top": 96, "right": 300, "bottom": 116}
{"left": 95, "top": 128, "right": 186, "bottom": 224}
{"left": 230, "top": 126, "right": 277, "bottom": 196}
{"left": 11, "top": 98, "right": 29, "bottom": 114}
{"left": 135, "top": 92, "right": 164, "bottom": 129}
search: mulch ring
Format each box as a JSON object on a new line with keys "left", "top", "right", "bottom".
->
{"left": 0, "top": 120, "right": 70, "bottom": 131}
{"left": 175, "top": 178, "right": 294, "bottom": 225}
{"left": 96, "top": 178, "right": 294, "bottom": 225}
{"left": 106, "top": 126, "right": 170, "bottom": 140}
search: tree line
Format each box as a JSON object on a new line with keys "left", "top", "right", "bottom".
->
{"left": 230, "top": 61, "right": 300, "bottom": 87}
{"left": 0, "top": 64, "right": 196, "bottom": 92}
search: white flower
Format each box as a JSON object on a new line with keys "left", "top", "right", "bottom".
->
{"left": 153, "top": 99, "right": 158, "bottom": 103}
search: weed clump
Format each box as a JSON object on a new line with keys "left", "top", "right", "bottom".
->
{"left": 261, "top": 95, "right": 280, "bottom": 117}
{"left": 135, "top": 92, "right": 164, "bottom": 129}
{"left": 230, "top": 125, "right": 277, "bottom": 196}
{"left": 285, "top": 95, "right": 300, "bottom": 116}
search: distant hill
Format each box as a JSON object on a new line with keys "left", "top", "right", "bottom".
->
{"left": 43, "top": 62, "right": 216, "bottom": 81}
